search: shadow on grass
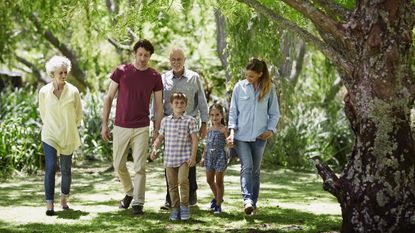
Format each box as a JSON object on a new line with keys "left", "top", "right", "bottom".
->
{"left": 1, "top": 206, "right": 340, "bottom": 233}
{"left": 56, "top": 209, "right": 89, "bottom": 220}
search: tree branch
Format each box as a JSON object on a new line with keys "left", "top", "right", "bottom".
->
{"left": 312, "top": 0, "right": 350, "bottom": 20}
{"left": 279, "top": 0, "right": 348, "bottom": 47}
{"left": 29, "top": 14, "right": 87, "bottom": 91}
{"left": 214, "top": 9, "right": 231, "bottom": 83}
{"left": 107, "top": 37, "right": 132, "bottom": 51}
{"left": 14, "top": 55, "right": 49, "bottom": 84}
{"left": 311, "top": 156, "right": 342, "bottom": 199}
{"left": 289, "top": 40, "right": 306, "bottom": 85}
{"left": 238, "top": 0, "right": 353, "bottom": 75}
{"left": 127, "top": 27, "right": 138, "bottom": 43}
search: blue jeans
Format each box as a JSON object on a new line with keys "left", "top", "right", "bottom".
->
{"left": 235, "top": 139, "right": 267, "bottom": 207}
{"left": 43, "top": 142, "right": 72, "bottom": 203}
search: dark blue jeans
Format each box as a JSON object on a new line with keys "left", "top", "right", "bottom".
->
{"left": 235, "top": 139, "right": 267, "bottom": 207}
{"left": 43, "top": 142, "right": 72, "bottom": 203}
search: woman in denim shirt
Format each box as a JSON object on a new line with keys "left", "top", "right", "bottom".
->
{"left": 227, "top": 58, "right": 280, "bottom": 215}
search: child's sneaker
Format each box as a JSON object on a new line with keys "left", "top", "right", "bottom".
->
{"left": 213, "top": 205, "right": 222, "bottom": 214}
{"left": 244, "top": 202, "right": 254, "bottom": 215}
{"left": 170, "top": 208, "right": 180, "bottom": 221}
{"left": 209, "top": 198, "right": 217, "bottom": 210}
{"left": 180, "top": 205, "right": 190, "bottom": 220}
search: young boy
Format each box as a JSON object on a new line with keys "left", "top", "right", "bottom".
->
{"left": 151, "top": 92, "right": 198, "bottom": 220}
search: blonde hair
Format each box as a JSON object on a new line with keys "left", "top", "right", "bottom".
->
{"left": 45, "top": 56, "right": 71, "bottom": 78}
{"left": 245, "top": 58, "right": 271, "bottom": 102}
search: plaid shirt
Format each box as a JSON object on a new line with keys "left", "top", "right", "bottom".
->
{"left": 159, "top": 114, "right": 198, "bottom": 167}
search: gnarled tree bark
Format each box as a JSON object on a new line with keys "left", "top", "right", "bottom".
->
{"left": 238, "top": 0, "right": 415, "bottom": 232}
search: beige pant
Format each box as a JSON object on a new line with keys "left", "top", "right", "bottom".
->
{"left": 113, "top": 125, "right": 149, "bottom": 205}
{"left": 166, "top": 163, "right": 190, "bottom": 208}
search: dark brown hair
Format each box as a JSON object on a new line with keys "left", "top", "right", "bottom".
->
{"left": 209, "top": 103, "right": 226, "bottom": 125}
{"left": 245, "top": 58, "right": 271, "bottom": 101}
{"left": 133, "top": 39, "right": 154, "bottom": 55}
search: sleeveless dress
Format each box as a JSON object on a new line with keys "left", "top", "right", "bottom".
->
{"left": 205, "top": 130, "right": 228, "bottom": 172}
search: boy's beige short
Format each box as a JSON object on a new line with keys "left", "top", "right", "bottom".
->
{"left": 112, "top": 125, "right": 149, "bottom": 206}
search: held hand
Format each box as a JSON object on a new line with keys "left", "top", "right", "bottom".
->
{"left": 199, "top": 124, "right": 207, "bottom": 139}
{"left": 199, "top": 157, "right": 205, "bottom": 167}
{"left": 226, "top": 134, "right": 234, "bottom": 146}
{"left": 101, "top": 126, "right": 111, "bottom": 142}
{"left": 150, "top": 150, "right": 157, "bottom": 161}
{"left": 257, "top": 130, "right": 273, "bottom": 140}
{"left": 151, "top": 131, "right": 159, "bottom": 144}
{"left": 188, "top": 157, "right": 196, "bottom": 167}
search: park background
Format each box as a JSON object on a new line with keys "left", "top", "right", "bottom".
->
{"left": 0, "top": 0, "right": 414, "bottom": 232}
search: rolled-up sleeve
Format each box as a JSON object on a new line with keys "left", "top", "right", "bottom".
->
{"left": 38, "top": 92, "right": 45, "bottom": 122}
{"left": 74, "top": 91, "right": 83, "bottom": 127}
{"left": 228, "top": 83, "right": 239, "bottom": 130}
{"left": 196, "top": 77, "right": 208, "bottom": 123}
{"left": 267, "top": 87, "right": 280, "bottom": 132}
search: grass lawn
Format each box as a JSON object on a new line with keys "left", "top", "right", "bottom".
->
{"left": 0, "top": 160, "right": 341, "bottom": 233}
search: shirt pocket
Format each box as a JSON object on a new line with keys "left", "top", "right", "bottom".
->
{"left": 237, "top": 95, "right": 251, "bottom": 112}
{"left": 176, "top": 126, "right": 189, "bottom": 139}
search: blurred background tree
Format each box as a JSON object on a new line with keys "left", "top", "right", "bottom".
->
{"left": 1, "top": 0, "right": 354, "bottom": 178}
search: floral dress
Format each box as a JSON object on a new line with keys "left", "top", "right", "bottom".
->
{"left": 205, "top": 129, "right": 228, "bottom": 172}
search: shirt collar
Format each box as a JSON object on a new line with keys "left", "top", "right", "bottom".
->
{"left": 171, "top": 67, "right": 189, "bottom": 79}
{"left": 168, "top": 113, "right": 186, "bottom": 120}
{"left": 50, "top": 81, "right": 67, "bottom": 92}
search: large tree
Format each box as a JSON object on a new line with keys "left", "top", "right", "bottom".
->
{"left": 229, "top": 0, "right": 415, "bottom": 232}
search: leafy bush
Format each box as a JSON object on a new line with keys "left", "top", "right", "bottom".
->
{"left": 263, "top": 102, "right": 353, "bottom": 170}
{"left": 0, "top": 88, "right": 115, "bottom": 178}
{"left": 0, "top": 88, "right": 43, "bottom": 178}
{"left": 79, "top": 90, "right": 112, "bottom": 161}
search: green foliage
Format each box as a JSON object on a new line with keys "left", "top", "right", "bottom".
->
{"left": 0, "top": 88, "right": 115, "bottom": 177}
{"left": 265, "top": 103, "right": 352, "bottom": 169}
{"left": 264, "top": 51, "right": 353, "bottom": 170}
{"left": 220, "top": 2, "right": 353, "bottom": 170}
{"left": 0, "top": 88, "right": 43, "bottom": 178}
{"left": 79, "top": 90, "right": 112, "bottom": 161}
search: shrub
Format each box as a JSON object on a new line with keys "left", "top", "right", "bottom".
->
{"left": 0, "top": 88, "right": 43, "bottom": 178}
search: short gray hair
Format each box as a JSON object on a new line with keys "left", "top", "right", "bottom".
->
{"left": 45, "top": 56, "right": 71, "bottom": 78}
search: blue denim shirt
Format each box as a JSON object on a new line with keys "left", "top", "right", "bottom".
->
{"left": 228, "top": 79, "right": 280, "bottom": 142}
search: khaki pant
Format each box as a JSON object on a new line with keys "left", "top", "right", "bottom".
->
{"left": 113, "top": 125, "right": 149, "bottom": 205}
{"left": 166, "top": 163, "right": 189, "bottom": 208}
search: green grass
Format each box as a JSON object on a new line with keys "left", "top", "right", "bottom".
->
{"left": 0, "top": 161, "right": 341, "bottom": 233}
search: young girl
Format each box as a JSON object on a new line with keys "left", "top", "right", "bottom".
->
{"left": 200, "top": 103, "right": 228, "bottom": 214}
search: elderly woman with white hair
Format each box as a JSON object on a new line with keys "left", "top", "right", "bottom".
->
{"left": 38, "top": 55, "right": 82, "bottom": 216}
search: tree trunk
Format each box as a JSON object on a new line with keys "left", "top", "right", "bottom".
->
{"left": 236, "top": 0, "right": 415, "bottom": 231}
{"left": 316, "top": 1, "right": 415, "bottom": 232}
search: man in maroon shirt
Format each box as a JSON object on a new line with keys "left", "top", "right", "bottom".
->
{"left": 101, "top": 39, "right": 164, "bottom": 215}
